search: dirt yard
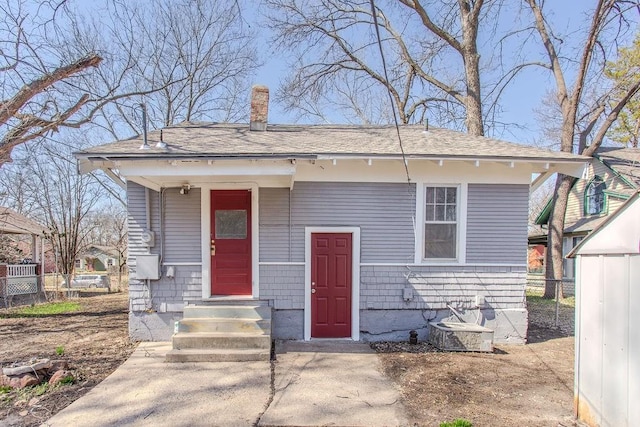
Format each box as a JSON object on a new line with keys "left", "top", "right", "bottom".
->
{"left": 0, "top": 290, "right": 576, "bottom": 427}
{"left": 0, "top": 292, "right": 134, "bottom": 427}
{"left": 375, "top": 293, "right": 577, "bottom": 427}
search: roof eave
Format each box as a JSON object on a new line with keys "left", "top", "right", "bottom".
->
{"left": 75, "top": 152, "right": 589, "bottom": 164}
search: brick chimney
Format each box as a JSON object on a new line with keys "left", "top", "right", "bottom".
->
{"left": 250, "top": 85, "right": 269, "bottom": 131}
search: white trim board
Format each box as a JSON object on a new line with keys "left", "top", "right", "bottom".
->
{"left": 359, "top": 263, "right": 526, "bottom": 268}
{"left": 200, "top": 183, "right": 260, "bottom": 299}
{"left": 162, "top": 262, "right": 202, "bottom": 266}
{"left": 258, "top": 262, "right": 306, "bottom": 266}
{"left": 304, "top": 227, "right": 361, "bottom": 342}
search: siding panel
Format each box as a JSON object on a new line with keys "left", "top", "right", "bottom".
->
{"left": 127, "top": 183, "right": 201, "bottom": 269}
{"left": 163, "top": 188, "right": 201, "bottom": 262}
{"left": 260, "top": 183, "right": 416, "bottom": 263}
{"left": 259, "top": 188, "right": 292, "bottom": 262}
{"left": 466, "top": 184, "right": 528, "bottom": 264}
{"left": 565, "top": 159, "right": 633, "bottom": 225}
{"left": 127, "top": 182, "right": 160, "bottom": 270}
{"left": 293, "top": 182, "right": 415, "bottom": 263}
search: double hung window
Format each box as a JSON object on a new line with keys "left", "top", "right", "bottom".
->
{"left": 424, "top": 186, "right": 458, "bottom": 259}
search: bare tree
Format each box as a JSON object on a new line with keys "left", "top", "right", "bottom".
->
{"left": 1, "top": 0, "right": 260, "bottom": 166}
{"left": 265, "top": 0, "right": 514, "bottom": 135}
{"left": 525, "top": 0, "right": 640, "bottom": 298}
{"left": 0, "top": 235, "right": 25, "bottom": 263}
{"left": 0, "top": 0, "right": 102, "bottom": 165}
{"left": 84, "top": 203, "right": 127, "bottom": 289}
{"left": 63, "top": 0, "right": 260, "bottom": 140}
{"left": 5, "top": 141, "right": 102, "bottom": 283}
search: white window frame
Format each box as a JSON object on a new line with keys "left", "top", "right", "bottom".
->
{"left": 584, "top": 176, "right": 606, "bottom": 216}
{"left": 414, "top": 182, "right": 467, "bottom": 264}
{"left": 562, "top": 236, "right": 583, "bottom": 280}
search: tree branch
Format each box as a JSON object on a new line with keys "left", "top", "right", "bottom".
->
{"left": 0, "top": 54, "right": 102, "bottom": 125}
{"left": 582, "top": 77, "right": 640, "bottom": 156}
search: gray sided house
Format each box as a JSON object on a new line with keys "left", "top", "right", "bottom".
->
{"left": 76, "top": 89, "right": 587, "bottom": 345}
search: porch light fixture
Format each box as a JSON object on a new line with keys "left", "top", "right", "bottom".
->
{"left": 180, "top": 184, "right": 191, "bottom": 195}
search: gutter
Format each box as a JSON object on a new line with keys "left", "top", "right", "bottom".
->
{"left": 74, "top": 152, "right": 590, "bottom": 164}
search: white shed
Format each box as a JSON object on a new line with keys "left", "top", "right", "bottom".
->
{"left": 568, "top": 190, "right": 640, "bottom": 427}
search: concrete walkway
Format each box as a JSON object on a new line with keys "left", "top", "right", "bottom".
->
{"left": 44, "top": 341, "right": 407, "bottom": 427}
{"left": 43, "top": 343, "right": 271, "bottom": 427}
{"left": 258, "top": 341, "right": 407, "bottom": 427}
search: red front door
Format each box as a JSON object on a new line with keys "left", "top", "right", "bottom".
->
{"left": 311, "top": 233, "right": 352, "bottom": 338}
{"left": 210, "top": 190, "right": 252, "bottom": 295}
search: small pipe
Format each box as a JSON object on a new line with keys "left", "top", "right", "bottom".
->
{"left": 140, "top": 104, "right": 150, "bottom": 150}
{"left": 446, "top": 304, "right": 466, "bottom": 322}
{"left": 156, "top": 129, "right": 167, "bottom": 149}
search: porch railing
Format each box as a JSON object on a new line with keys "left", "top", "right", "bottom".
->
{"left": 4, "top": 264, "right": 39, "bottom": 296}
{"left": 7, "top": 264, "right": 37, "bottom": 277}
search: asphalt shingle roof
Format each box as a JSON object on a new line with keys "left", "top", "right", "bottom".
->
{"left": 596, "top": 146, "right": 640, "bottom": 187}
{"left": 77, "top": 123, "right": 587, "bottom": 162}
{"left": 0, "top": 207, "right": 48, "bottom": 235}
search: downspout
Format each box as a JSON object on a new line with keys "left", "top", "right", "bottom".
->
{"left": 145, "top": 187, "right": 151, "bottom": 233}
{"left": 144, "top": 187, "right": 152, "bottom": 309}
{"left": 289, "top": 190, "right": 292, "bottom": 262}
{"left": 159, "top": 188, "right": 164, "bottom": 266}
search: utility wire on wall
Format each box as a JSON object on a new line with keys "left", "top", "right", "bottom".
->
{"left": 369, "top": 0, "right": 411, "bottom": 185}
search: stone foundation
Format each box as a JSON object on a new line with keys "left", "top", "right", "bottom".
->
{"left": 129, "top": 306, "right": 527, "bottom": 344}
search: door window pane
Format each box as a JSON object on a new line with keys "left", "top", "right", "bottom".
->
{"left": 215, "top": 210, "right": 247, "bottom": 239}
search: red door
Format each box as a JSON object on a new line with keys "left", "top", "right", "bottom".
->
{"left": 311, "top": 233, "right": 352, "bottom": 338}
{"left": 210, "top": 190, "right": 252, "bottom": 295}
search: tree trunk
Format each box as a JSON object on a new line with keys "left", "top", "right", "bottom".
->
{"left": 544, "top": 174, "right": 575, "bottom": 299}
{"left": 460, "top": 3, "right": 484, "bottom": 137}
{"left": 463, "top": 50, "right": 484, "bottom": 136}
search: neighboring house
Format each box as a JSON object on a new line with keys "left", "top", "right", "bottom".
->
{"left": 529, "top": 147, "right": 640, "bottom": 283}
{"left": 568, "top": 190, "right": 640, "bottom": 427}
{"left": 76, "top": 245, "right": 122, "bottom": 272}
{"left": 527, "top": 244, "right": 545, "bottom": 274}
{"left": 0, "top": 207, "right": 48, "bottom": 305}
{"left": 75, "top": 86, "right": 587, "bottom": 344}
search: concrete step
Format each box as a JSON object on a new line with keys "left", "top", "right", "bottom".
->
{"left": 197, "top": 299, "right": 270, "bottom": 306}
{"left": 165, "top": 348, "right": 270, "bottom": 362}
{"left": 172, "top": 332, "right": 271, "bottom": 350}
{"left": 183, "top": 305, "right": 271, "bottom": 320}
{"left": 177, "top": 318, "right": 271, "bottom": 334}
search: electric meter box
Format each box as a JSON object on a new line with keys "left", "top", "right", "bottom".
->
{"left": 136, "top": 254, "right": 160, "bottom": 280}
